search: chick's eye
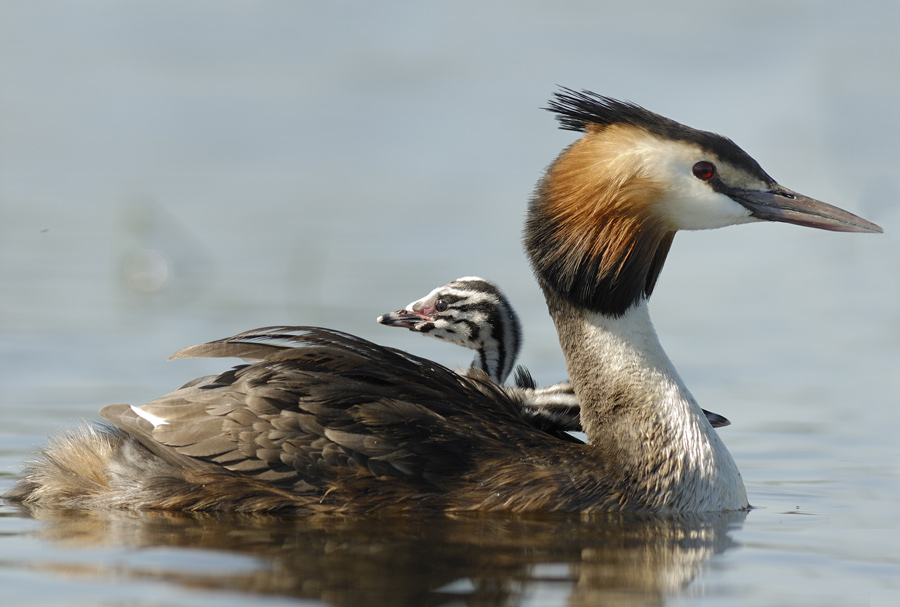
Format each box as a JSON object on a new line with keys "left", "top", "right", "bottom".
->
{"left": 435, "top": 300, "right": 448, "bottom": 313}
{"left": 692, "top": 160, "right": 716, "bottom": 181}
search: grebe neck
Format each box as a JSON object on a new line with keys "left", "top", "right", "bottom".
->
{"left": 546, "top": 291, "right": 748, "bottom": 511}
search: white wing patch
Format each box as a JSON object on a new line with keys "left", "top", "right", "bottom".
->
{"left": 131, "top": 405, "right": 168, "bottom": 428}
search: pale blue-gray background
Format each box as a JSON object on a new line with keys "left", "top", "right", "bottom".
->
{"left": 1, "top": 2, "right": 898, "bottom": 605}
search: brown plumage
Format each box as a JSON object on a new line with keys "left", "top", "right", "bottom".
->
{"left": 7, "top": 327, "right": 633, "bottom": 513}
{"left": 526, "top": 118, "right": 677, "bottom": 317}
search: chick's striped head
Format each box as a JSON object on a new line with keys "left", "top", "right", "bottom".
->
{"left": 377, "top": 277, "right": 521, "bottom": 383}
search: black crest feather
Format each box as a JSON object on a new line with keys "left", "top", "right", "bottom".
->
{"left": 545, "top": 88, "right": 773, "bottom": 183}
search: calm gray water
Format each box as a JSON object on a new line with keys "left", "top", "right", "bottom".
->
{"left": 2, "top": 2, "right": 899, "bottom": 605}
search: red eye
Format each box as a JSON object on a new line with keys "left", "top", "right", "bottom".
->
{"left": 692, "top": 160, "right": 716, "bottom": 181}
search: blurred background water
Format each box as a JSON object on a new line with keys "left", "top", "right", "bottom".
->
{"left": 1, "top": 1, "right": 898, "bottom": 605}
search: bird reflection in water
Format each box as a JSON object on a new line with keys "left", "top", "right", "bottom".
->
{"left": 10, "top": 505, "right": 745, "bottom": 606}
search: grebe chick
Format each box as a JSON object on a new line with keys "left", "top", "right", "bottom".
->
{"left": 377, "top": 276, "right": 579, "bottom": 433}
{"left": 378, "top": 277, "right": 522, "bottom": 385}
{"left": 377, "top": 276, "right": 730, "bottom": 430}
{"left": 5, "top": 89, "right": 881, "bottom": 514}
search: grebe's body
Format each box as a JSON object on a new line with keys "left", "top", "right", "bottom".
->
{"left": 377, "top": 276, "right": 729, "bottom": 430}
{"left": 5, "top": 90, "right": 880, "bottom": 514}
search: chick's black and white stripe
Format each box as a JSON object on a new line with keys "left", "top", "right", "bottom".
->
{"left": 377, "top": 277, "right": 521, "bottom": 385}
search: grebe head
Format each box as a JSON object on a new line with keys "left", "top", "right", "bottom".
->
{"left": 526, "top": 88, "right": 882, "bottom": 317}
{"left": 377, "top": 277, "right": 521, "bottom": 383}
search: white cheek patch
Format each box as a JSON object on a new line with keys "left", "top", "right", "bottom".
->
{"left": 131, "top": 405, "right": 168, "bottom": 428}
{"left": 639, "top": 138, "right": 761, "bottom": 231}
{"left": 656, "top": 179, "right": 755, "bottom": 230}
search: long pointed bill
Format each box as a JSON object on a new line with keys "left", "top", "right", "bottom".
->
{"left": 376, "top": 310, "right": 431, "bottom": 330}
{"left": 731, "top": 185, "right": 882, "bottom": 233}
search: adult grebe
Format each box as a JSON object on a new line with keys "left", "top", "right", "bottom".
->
{"left": 4, "top": 89, "right": 881, "bottom": 513}
{"left": 377, "top": 276, "right": 730, "bottom": 429}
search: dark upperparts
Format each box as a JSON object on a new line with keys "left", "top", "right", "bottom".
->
{"left": 545, "top": 88, "right": 774, "bottom": 185}
{"left": 116, "top": 327, "right": 625, "bottom": 511}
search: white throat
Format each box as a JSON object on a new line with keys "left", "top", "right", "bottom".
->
{"left": 552, "top": 299, "right": 748, "bottom": 512}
